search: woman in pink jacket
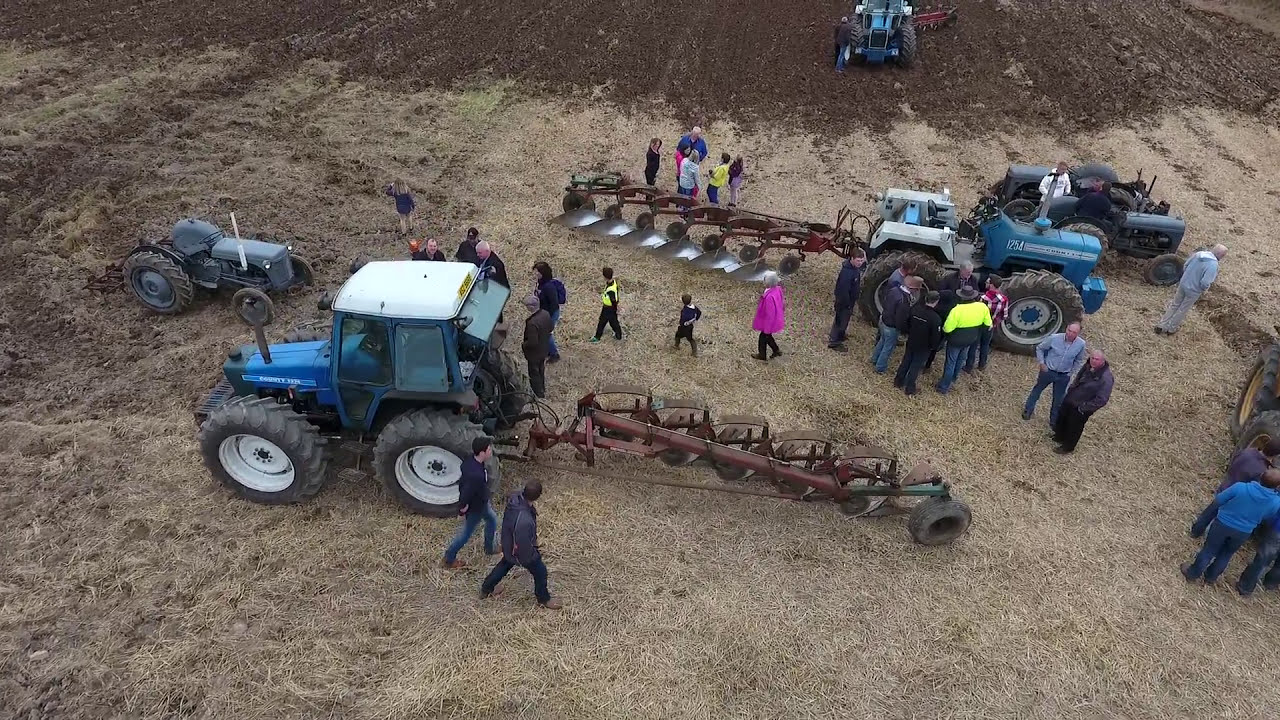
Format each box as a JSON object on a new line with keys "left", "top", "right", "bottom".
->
{"left": 752, "top": 272, "right": 786, "bottom": 361}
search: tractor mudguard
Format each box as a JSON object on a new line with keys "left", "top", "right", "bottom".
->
{"left": 1080, "top": 277, "right": 1107, "bottom": 314}
{"left": 125, "top": 243, "right": 187, "bottom": 266}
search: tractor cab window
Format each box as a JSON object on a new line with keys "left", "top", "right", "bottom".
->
{"left": 337, "top": 317, "right": 393, "bottom": 386}
{"left": 394, "top": 324, "right": 450, "bottom": 392}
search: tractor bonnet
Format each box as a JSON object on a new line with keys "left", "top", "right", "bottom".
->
{"left": 171, "top": 218, "right": 224, "bottom": 255}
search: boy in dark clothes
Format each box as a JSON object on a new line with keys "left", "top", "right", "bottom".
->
{"left": 675, "top": 294, "right": 702, "bottom": 356}
{"left": 894, "top": 291, "right": 943, "bottom": 395}
{"left": 645, "top": 138, "right": 662, "bottom": 186}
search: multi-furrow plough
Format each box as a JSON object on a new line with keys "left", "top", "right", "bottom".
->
{"left": 552, "top": 173, "right": 871, "bottom": 282}
{"left": 511, "top": 386, "right": 972, "bottom": 545}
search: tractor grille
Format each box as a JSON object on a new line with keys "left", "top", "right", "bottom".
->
{"left": 194, "top": 379, "right": 236, "bottom": 425}
{"left": 869, "top": 28, "right": 889, "bottom": 50}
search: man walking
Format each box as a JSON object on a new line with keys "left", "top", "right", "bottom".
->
{"left": 1053, "top": 349, "right": 1113, "bottom": 454}
{"left": 828, "top": 249, "right": 865, "bottom": 351}
{"left": 935, "top": 287, "right": 991, "bottom": 394}
{"left": 1023, "top": 322, "right": 1086, "bottom": 425}
{"left": 966, "top": 275, "right": 1008, "bottom": 372}
{"left": 442, "top": 437, "right": 498, "bottom": 569}
{"left": 481, "top": 481, "right": 562, "bottom": 610}
{"left": 835, "top": 16, "right": 853, "bottom": 72}
{"left": 591, "top": 267, "right": 623, "bottom": 342}
{"left": 894, "top": 290, "right": 942, "bottom": 396}
{"left": 1155, "top": 244, "right": 1227, "bottom": 335}
{"left": 522, "top": 295, "right": 553, "bottom": 399}
{"left": 871, "top": 275, "right": 919, "bottom": 374}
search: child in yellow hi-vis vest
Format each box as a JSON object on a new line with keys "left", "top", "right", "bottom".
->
{"left": 590, "top": 267, "right": 622, "bottom": 342}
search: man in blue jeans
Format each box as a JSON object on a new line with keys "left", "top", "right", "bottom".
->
{"left": 1023, "top": 322, "right": 1085, "bottom": 425}
{"left": 442, "top": 437, "right": 498, "bottom": 569}
{"left": 481, "top": 481, "right": 563, "bottom": 610}
{"left": 1185, "top": 470, "right": 1280, "bottom": 586}
{"left": 871, "top": 275, "right": 919, "bottom": 373}
{"left": 935, "top": 287, "right": 991, "bottom": 394}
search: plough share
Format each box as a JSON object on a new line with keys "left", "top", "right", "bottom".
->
{"left": 508, "top": 386, "right": 972, "bottom": 545}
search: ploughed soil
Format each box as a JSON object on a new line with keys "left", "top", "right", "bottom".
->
{"left": 3, "top": 0, "right": 1279, "bottom": 133}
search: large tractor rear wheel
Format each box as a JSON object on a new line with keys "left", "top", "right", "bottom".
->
{"left": 476, "top": 349, "right": 533, "bottom": 429}
{"left": 373, "top": 410, "right": 500, "bottom": 517}
{"left": 858, "top": 249, "right": 943, "bottom": 325}
{"left": 1055, "top": 216, "right": 1113, "bottom": 248}
{"left": 897, "top": 21, "right": 918, "bottom": 67}
{"left": 1232, "top": 344, "right": 1280, "bottom": 440}
{"left": 994, "top": 270, "right": 1085, "bottom": 355}
{"left": 122, "top": 250, "right": 195, "bottom": 314}
{"left": 199, "top": 396, "right": 331, "bottom": 504}
{"left": 1237, "top": 411, "right": 1280, "bottom": 454}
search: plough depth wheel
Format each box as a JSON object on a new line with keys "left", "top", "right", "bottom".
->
{"left": 907, "top": 497, "right": 972, "bottom": 545}
{"left": 737, "top": 244, "right": 762, "bottom": 263}
{"left": 636, "top": 212, "right": 655, "bottom": 229}
{"left": 563, "top": 192, "right": 594, "bottom": 213}
{"left": 666, "top": 222, "right": 688, "bottom": 240}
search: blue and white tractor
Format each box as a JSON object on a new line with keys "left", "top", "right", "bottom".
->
{"left": 195, "top": 260, "right": 532, "bottom": 517}
{"left": 837, "top": 1, "right": 957, "bottom": 67}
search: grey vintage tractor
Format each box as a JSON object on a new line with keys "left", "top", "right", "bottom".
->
{"left": 991, "top": 163, "right": 1185, "bottom": 285}
{"left": 86, "top": 217, "right": 314, "bottom": 321}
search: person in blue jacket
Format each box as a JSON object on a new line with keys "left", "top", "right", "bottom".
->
{"left": 441, "top": 437, "right": 498, "bottom": 569}
{"left": 828, "top": 248, "right": 865, "bottom": 351}
{"left": 674, "top": 127, "right": 709, "bottom": 187}
{"left": 385, "top": 179, "right": 415, "bottom": 234}
{"left": 480, "top": 481, "right": 563, "bottom": 610}
{"left": 1184, "top": 469, "right": 1280, "bottom": 585}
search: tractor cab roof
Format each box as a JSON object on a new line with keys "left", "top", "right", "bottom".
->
{"left": 332, "top": 260, "right": 480, "bottom": 320}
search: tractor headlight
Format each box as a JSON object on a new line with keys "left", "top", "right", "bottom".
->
{"left": 286, "top": 244, "right": 294, "bottom": 251}
{"left": 263, "top": 261, "right": 271, "bottom": 269}
{"left": 873, "top": 192, "right": 884, "bottom": 202}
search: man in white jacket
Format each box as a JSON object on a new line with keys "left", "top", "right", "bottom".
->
{"left": 1155, "top": 244, "right": 1227, "bottom": 335}
{"left": 1039, "top": 161, "right": 1072, "bottom": 200}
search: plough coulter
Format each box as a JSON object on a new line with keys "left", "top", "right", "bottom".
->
{"left": 509, "top": 386, "right": 972, "bottom": 546}
{"left": 552, "top": 173, "right": 872, "bottom": 282}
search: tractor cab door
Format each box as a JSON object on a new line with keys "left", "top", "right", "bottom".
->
{"left": 334, "top": 315, "right": 395, "bottom": 430}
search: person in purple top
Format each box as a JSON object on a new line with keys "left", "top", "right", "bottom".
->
{"left": 1185, "top": 470, "right": 1280, "bottom": 586}
{"left": 1218, "top": 440, "right": 1280, "bottom": 492}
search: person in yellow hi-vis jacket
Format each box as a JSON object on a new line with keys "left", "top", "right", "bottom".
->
{"left": 707, "top": 152, "right": 731, "bottom": 205}
{"left": 590, "top": 267, "right": 622, "bottom": 342}
{"left": 935, "top": 286, "right": 991, "bottom": 394}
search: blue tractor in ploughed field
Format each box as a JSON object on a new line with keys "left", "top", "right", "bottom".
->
{"left": 838, "top": 1, "right": 958, "bottom": 67}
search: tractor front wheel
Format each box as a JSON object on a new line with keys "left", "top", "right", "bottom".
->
{"left": 1143, "top": 253, "right": 1184, "bottom": 287}
{"left": 122, "top": 250, "right": 195, "bottom": 314}
{"left": 1003, "top": 199, "right": 1037, "bottom": 222}
{"left": 373, "top": 410, "right": 500, "bottom": 517}
{"left": 908, "top": 497, "right": 972, "bottom": 546}
{"left": 291, "top": 255, "right": 315, "bottom": 287}
{"left": 897, "top": 21, "right": 918, "bottom": 67}
{"left": 199, "top": 396, "right": 331, "bottom": 504}
{"left": 994, "top": 270, "right": 1085, "bottom": 355}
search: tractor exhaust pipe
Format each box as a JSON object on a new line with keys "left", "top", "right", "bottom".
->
{"left": 230, "top": 212, "right": 249, "bottom": 271}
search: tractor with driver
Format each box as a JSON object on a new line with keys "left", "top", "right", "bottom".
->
{"left": 991, "top": 163, "right": 1186, "bottom": 286}
{"left": 836, "top": 1, "right": 958, "bottom": 67}
{"left": 195, "top": 260, "right": 532, "bottom": 517}
{"left": 858, "top": 187, "right": 1107, "bottom": 355}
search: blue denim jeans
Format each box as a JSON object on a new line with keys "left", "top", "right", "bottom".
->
{"left": 965, "top": 327, "right": 993, "bottom": 371}
{"left": 548, "top": 307, "right": 561, "bottom": 358}
{"left": 1238, "top": 531, "right": 1280, "bottom": 593}
{"left": 1024, "top": 369, "right": 1071, "bottom": 425}
{"left": 936, "top": 342, "right": 973, "bottom": 393}
{"left": 1190, "top": 500, "right": 1219, "bottom": 538}
{"left": 836, "top": 42, "right": 850, "bottom": 70}
{"left": 870, "top": 322, "right": 899, "bottom": 373}
{"left": 1185, "top": 519, "right": 1250, "bottom": 584}
{"left": 443, "top": 502, "right": 498, "bottom": 563}
{"left": 481, "top": 556, "right": 551, "bottom": 604}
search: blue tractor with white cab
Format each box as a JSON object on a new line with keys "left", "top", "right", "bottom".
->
{"left": 838, "top": 1, "right": 956, "bottom": 67}
{"left": 858, "top": 187, "right": 1107, "bottom": 355}
{"left": 195, "top": 260, "right": 532, "bottom": 517}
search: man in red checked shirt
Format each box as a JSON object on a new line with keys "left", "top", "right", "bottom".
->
{"left": 966, "top": 275, "right": 1009, "bottom": 373}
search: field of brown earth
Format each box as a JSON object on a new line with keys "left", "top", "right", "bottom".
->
{"left": 3, "top": 1, "right": 1280, "bottom": 718}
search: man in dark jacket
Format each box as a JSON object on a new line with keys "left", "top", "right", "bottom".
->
{"left": 1076, "top": 182, "right": 1113, "bottom": 222}
{"left": 894, "top": 291, "right": 942, "bottom": 396}
{"left": 926, "top": 262, "right": 983, "bottom": 370}
{"left": 522, "top": 295, "right": 553, "bottom": 398}
{"left": 456, "top": 226, "right": 480, "bottom": 264}
{"left": 1218, "top": 439, "right": 1280, "bottom": 492}
{"left": 828, "top": 249, "right": 865, "bottom": 351}
{"left": 475, "top": 241, "right": 509, "bottom": 288}
{"left": 480, "top": 481, "right": 561, "bottom": 609}
{"left": 410, "top": 238, "right": 447, "bottom": 262}
{"left": 871, "top": 274, "right": 920, "bottom": 374}
{"left": 1054, "top": 349, "right": 1114, "bottom": 453}
{"left": 442, "top": 437, "right": 498, "bottom": 568}
{"left": 834, "top": 16, "right": 854, "bottom": 71}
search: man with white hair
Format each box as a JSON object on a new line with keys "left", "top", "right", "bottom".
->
{"left": 1054, "top": 348, "right": 1114, "bottom": 454}
{"left": 1155, "top": 244, "right": 1227, "bottom": 335}
{"left": 474, "top": 240, "right": 509, "bottom": 288}
{"left": 1039, "top": 161, "right": 1072, "bottom": 200}
{"left": 675, "top": 127, "right": 709, "bottom": 192}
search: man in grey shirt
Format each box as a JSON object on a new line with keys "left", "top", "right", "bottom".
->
{"left": 1155, "top": 244, "right": 1227, "bottom": 335}
{"left": 1023, "top": 322, "right": 1086, "bottom": 426}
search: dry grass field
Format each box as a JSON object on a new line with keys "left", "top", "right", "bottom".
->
{"left": 3, "top": 2, "right": 1280, "bottom": 718}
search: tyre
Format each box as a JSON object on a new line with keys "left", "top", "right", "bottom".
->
{"left": 281, "top": 324, "right": 331, "bottom": 343}
{"left": 636, "top": 211, "right": 655, "bottom": 230}
{"left": 907, "top": 497, "right": 972, "bottom": 546}
{"left": 897, "top": 21, "right": 918, "bottom": 67}
{"left": 665, "top": 221, "right": 688, "bottom": 240}
{"left": 122, "top": 250, "right": 195, "bottom": 314}
{"left": 737, "top": 243, "right": 762, "bottom": 263}
{"left": 777, "top": 254, "right": 802, "bottom": 276}
{"left": 1003, "top": 199, "right": 1037, "bottom": 222}
{"left": 1055, "top": 216, "right": 1113, "bottom": 248}
{"left": 700, "top": 233, "right": 724, "bottom": 252}
{"left": 857, "top": 249, "right": 943, "bottom": 324}
{"left": 562, "top": 191, "right": 593, "bottom": 213}
{"left": 231, "top": 287, "right": 275, "bottom": 327}
{"left": 1143, "top": 253, "right": 1184, "bottom": 287}
{"left": 994, "top": 270, "right": 1085, "bottom": 355}
{"left": 290, "top": 255, "right": 315, "bottom": 287}
{"left": 849, "top": 23, "right": 866, "bottom": 65}
{"left": 479, "top": 349, "right": 532, "bottom": 428}
{"left": 1073, "top": 163, "right": 1119, "bottom": 184}
{"left": 199, "top": 396, "right": 330, "bottom": 503}
{"left": 604, "top": 203, "right": 623, "bottom": 220}
{"left": 1232, "top": 344, "right": 1280, "bottom": 440}
{"left": 373, "top": 410, "right": 500, "bottom": 517}
{"left": 1237, "top": 410, "right": 1280, "bottom": 454}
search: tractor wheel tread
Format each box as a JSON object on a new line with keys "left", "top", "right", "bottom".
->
{"left": 372, "top": 410, "right": 500, "bottom": 517}
{"left": 1232, "top": 344, "right": 1280, "bottom": 440}
{"left": 1237, "top": 410, "right": 1280, "bottom": 454}
{"left": 994, "top": 270, "right": 1085, "bottom": 355}
{"left": 198, "top": 395, "right": 330, "bottom": 504}
{"left": 897, "top": 21, "right": 918, "bottom": 66}
{"left": 907, "top": 497, "right": 972, "bottom": 546}
{"left": 122, "top": 250, "right": 196, "bottom": 314}
{"left": 858, "top": 249, "right": 943, "bottom": 325}
{"left": 491, "top": 349, "right": 533, "bottom": 428}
